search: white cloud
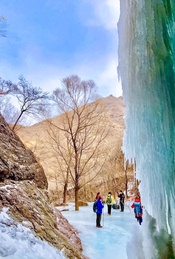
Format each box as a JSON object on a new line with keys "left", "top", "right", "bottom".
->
{"left": 0, "top": 54, "right": 122, "bottom": 98}
{"left": 95, "top": 58, "right": 122, "bottom": 97}
{"left": 82, "top": 0, "right": 120, "bottom": 30}
{"left": 0, "top": 0, "right": 122, "bottom": 99}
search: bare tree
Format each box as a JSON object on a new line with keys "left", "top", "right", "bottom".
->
{"left": 12, "top": 75, "right": 49, "bottom": 130}
{"left": 0, "top": 78, "right": 18, "bottom": 95}
{"left": 124, "top": 159, "right": 129, "bottom": 198}
{"left": 0, "top": 76, "right": 50, "bottom": 127}
{"left": 49, "top": 75, "right": 109, "bottom": 210}
{"left": 0, "top": 78, "right": 19, "bottom": 124}
{"left": 0, "top": 16, "right": 7, "bottom": 37}
{"left": 0, "top": 96, "right": 18, "bottom": 124}
{"left": 48, "top": 125, "right": 73, "bottom": 204}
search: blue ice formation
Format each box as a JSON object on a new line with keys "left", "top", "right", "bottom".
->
{"left": 118, "top": 0, "right": 175, "bottom": 258}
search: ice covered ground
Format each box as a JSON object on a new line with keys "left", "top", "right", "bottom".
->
{"left": 60, "top": 202, "right": 140, "bottom": 259}
{"left": 0, "top": 207, "right": 65, "bottom": 259}
{"left": 0, "top": 202, "right": 141, "bottom": 259}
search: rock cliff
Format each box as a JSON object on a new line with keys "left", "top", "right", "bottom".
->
{"left": 0, "top": 113, "right": 87, "bottom": 258}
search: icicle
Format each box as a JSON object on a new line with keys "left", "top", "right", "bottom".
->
{"left": 118, "top": 0, "right": 175, "bottom": 257}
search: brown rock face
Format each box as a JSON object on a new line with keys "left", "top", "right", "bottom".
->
{"left": 0, "top": 113, "right": 47, "bottom": 189}
{"left": 0, "top": 180, "right": 85, "bottom": 258}
{"left": 0, "top": 113, "right": 87, "bottom": 259}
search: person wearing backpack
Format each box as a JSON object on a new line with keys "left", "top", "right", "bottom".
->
{"left": 96, "top": 196, "right": 104, "bottom": 228}
{"left": 131, "top": 195, "right": 143, "bottom": 225}
{"left": 95, "top": 192, "right": 101, "bottom": 200}
{"left": 106, "top": 192, "right": 114, "bottom": 215}
{"left": 93, "top": 192, "right": 102, "bottom": 213}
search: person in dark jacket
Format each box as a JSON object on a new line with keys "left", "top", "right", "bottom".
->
{"left": 118, "top": 190, "right": 125, "bottom": 212}
{"left": 96, "top": 196, "right": 104, "bottom": 228}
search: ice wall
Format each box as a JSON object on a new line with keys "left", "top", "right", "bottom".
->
{"left": 118, "top": 0, "right": 175, "bottom": 258}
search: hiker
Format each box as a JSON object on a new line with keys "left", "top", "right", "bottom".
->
{"left": 106, "top": 192, "right": 115, "bottom": 215}
{"left": 96, "top": 196, "right": 104, "bottom": 228}
{"left": 95, "top": 192, "right": 101, "bottom": 200}
{"left": 118, "top": 190, "right": 125, "bottom": 212}
{"left": 131, "top": 195, "right": 143, "bottom": 225}
{"left": 93, "top": 192, "right": 103, "bottom": 213}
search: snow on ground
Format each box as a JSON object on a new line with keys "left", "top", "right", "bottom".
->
{"left": 59, "top": 202, "right": 141, "bottom": 259}
{"left": 0, "top": 207, "right": 65, "bottom": 259}
{"left": 0, "top": 202, "right": 141, "bottom": 259}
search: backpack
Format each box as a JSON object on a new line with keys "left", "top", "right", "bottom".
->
{"left": 112, "top": 204, "right": 119, "bottom": 209}
{"left": 106, "top": 195, "right": 112, "bottom": 204}
{"left": 134, "top": 202, "right": 142, "bottom": 217}
{"left": 93, "top": 200, "right": 97, "bottom": 213}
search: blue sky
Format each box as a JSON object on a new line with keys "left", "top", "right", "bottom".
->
{"left": 0, "top": 0, "right": 122, "bottom": 97}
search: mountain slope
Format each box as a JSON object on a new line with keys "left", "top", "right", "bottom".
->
{"left": 17, "top": 95, "right": 126, "bottom": 201}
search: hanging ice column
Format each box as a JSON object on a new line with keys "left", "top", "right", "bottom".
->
{"left": 118, "top": 0, "right": 175, "bottom": 258}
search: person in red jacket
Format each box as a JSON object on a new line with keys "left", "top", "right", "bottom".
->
{"left": 131, "top": 196, "right": 143, "bottom": 225}
{"left": 95, "top": 192, "right": 101, "bottom": 200}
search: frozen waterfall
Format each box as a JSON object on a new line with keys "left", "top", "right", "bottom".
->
{"left": 118, "top": 0, "right": 175, "bottom": 258}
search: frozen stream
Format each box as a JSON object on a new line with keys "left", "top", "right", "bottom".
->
{"left": 60, "top": 202, "right": 140, "bottom": 259}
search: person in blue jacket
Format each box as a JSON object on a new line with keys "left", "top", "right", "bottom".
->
{"left": 96, "top": 196, "right": 104, "bottom": 228}
{"left": 131, "top": 196, "right": 143, "bottom": 225}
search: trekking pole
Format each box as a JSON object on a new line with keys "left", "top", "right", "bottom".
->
{"left": 103, "top": 210, "right": 104, "bottom": 227}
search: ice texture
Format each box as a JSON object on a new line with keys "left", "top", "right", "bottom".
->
{"left": 118, "top": 0, "right": 175, "bottom": 258}
{"left": 0, "top": 208, "right": 64, "bottom": 259}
